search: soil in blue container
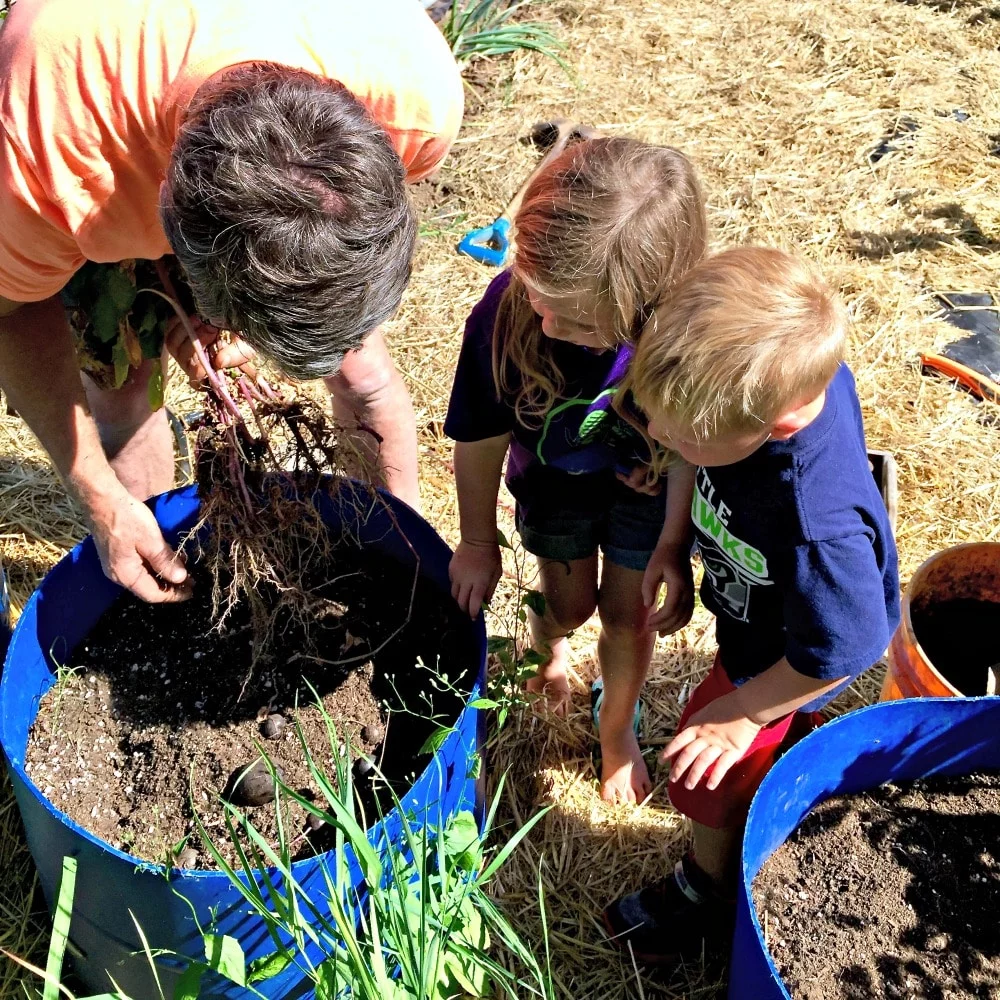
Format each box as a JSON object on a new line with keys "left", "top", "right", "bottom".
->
{"left": 24, "top": 548, "right": 477, "bottom": 869}
{"left": 754, "top": 771, "right": 1000, "bottom": 1000}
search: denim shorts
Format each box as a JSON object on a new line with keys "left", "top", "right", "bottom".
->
{"left": 516, "top": 479, "right": 666, "bottom": 571}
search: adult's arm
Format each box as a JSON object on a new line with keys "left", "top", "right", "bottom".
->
{"left": 0, "top": 294, "right": 191, "bottom": 601}
{"left": 323, "top": 327, "right": 419, "bottom": 510}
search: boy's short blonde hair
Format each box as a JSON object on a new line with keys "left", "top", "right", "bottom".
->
{"left": 629, "top": 247, "right": 847, "bottom": 439}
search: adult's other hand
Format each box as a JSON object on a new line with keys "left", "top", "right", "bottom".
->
{"left": 87, "top": 486, "right": 193, "bottom": 603}
{"left": 165, "top": 314, "right": 257, "bottom": 386}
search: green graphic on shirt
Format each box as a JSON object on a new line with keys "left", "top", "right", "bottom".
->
{"left": 692, "top": 484, "right": 770, "bottom": 581}
{"left": 535, "top": 387, "right": 618, "bottom": 464}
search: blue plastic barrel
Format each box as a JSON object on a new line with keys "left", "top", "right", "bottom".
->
{"left": 730, "top": 697, "right": 1000, "bottom": 999}
{"left": 0, "top": 482, "right": 487, "bottom": 998}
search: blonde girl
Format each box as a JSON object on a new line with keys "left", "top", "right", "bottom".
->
{"left": 444, "top": 137, "right": 706, "bottom": 803}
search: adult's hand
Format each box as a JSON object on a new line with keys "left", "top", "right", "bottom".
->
{"left": 325, "top": 328, "right": 420, "bottom": 510}
{"left": 164, "top": 314, "right": 257, "bottom": 386}
{"left": 0, "top": 294, "right": 192, "bottom": 603}
{"left": 87, "top": 484, "right": 192, "bottom": 602}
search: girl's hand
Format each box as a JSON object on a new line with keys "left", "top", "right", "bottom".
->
{"left": 616, "top": 465, "right": 662, "bottom": 496}
{"left": 449, "top": 539, "right": 502, "bottom": 618}
{"left": 662, "top": 690, "right": 762, "bottom": 790}
{"left": 642, "top": 543, "right": 694, "bottom": 635}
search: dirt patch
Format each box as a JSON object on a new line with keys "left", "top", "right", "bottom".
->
{"left": 25, "top": 549, "right": 476, "bottom": 870}
{"left": 754, "top": 772, "right": 1000, "bottom": 1000}
{"left": 911, "top": 598, "right": 1000, "bottom": 694}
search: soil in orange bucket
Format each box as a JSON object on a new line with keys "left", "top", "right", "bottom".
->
{"left": 910, "top": 598, "right": 1000, "bottom": 696}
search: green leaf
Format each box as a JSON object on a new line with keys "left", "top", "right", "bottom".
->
{"left": 521, "top": 589, "right": 546, "bottom": 616}
{"left": 105, "top": 267, "right": 137, "bottom": 311}
{"left": 203, "top": 934, "right": 246, "bottom": 987}
{"left": 172, "top": 962, "right": 205, "bottom": 1000}
{"left": 315, "top": 956, "right": 357, "bottom": 1000}
{"left": 147, "top": 365, "right": 165, "bottom": 411}
{"left": 139, "top": 310, "right": 159, "bottom": 335}
{"left": 246, "top": 949, "right": 292, "bottom": 985}
{"left": 419, "top": 725, "right": 455, "bottom": 755}
{"left": 466, "top": 751, "right": 482, "bottom": 780}
{"left": 441, "top": 811, "right": 481, "bottom": 872}
{"left": 521, "top": 648, "right": 547, "bottom": 668}
{"left": 486, "top": 636, "right": 514, "bottom": 655}
{"left": 91, "top": 295, "right": 122, "bottom": 343}
{"left": 43, "top": 856, "right": 77, "bottom": 1000}
{"left": 469, "top": 697, "right": 499, "bottom": 710}
{"left": 111, "top": 338, "right": 130, "bottom": 389}
{"left": 496, "top": 528, "right": 513, "bottom": 550}
{"left": 440, "top": 906, "right": 490, "bottom": 997}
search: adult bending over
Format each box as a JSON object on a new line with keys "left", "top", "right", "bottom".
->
{"left": 0, "top": 0, "right": 463, "bottom": 602}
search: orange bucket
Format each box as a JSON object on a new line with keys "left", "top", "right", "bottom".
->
{"left": 881, "top": 542, "right": 1000, "bottom": 700}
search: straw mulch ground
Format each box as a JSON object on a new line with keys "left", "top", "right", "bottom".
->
{"left": 2, "top": 0, "right": 1000, "bottom": 996}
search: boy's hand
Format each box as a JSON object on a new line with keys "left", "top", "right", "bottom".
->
{"left": 449, "top": 539, "right": 502, "bottom": 618}
{"left": 642, "top": 543, "right": 694, "bottom": 635}
{"left": 616, "top": 465, "right": 662, "bottom": 496}
{"left": 662, "top": 690, "right": 762, "bottom": 790}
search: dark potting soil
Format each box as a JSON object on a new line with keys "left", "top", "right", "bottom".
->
{"left": 754, "top": 772, "right": 1000, "bottom": 1000}
{"left": 25, "top": 550, "right": 477, "bottom": 870}
{"left": 910, "top": 598, "right": 1000, "bottom": 695}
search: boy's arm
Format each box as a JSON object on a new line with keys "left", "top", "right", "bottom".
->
{"left": 666, "top": 528, "right": 895, "bottom": 791}
{"left": 663, "top": 658, "right": 847, "bottom": 791}
{"left": 644, "top": 459, "right": 696, "bottom": 634}
{"left": 449, "top": 434, "right": 510, "bottom": 618}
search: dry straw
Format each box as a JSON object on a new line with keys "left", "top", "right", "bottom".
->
{"left": 2, "top": 0, "right": 1000, "bottom": 996}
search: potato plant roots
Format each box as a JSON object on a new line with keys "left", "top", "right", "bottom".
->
{"left": 156, "top": 263, "right": 412, "bottom": 678}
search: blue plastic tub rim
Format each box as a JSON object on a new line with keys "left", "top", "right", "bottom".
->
{"left": 0, "top": 481, "right": 487, "bottom": 879}
{"left": 735, "top": 695, "right": 1000, "bottom": 1000}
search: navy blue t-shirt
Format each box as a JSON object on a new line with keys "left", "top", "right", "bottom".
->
{"left": 445, "top": 272, "right": 652, "bottom": 514}
{"left": 692, "top": 364, "right": 900, "bottom": 709}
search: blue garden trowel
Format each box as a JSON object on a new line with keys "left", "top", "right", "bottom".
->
{"left": 457, "top": 119, "right": 598, "bottom": 267}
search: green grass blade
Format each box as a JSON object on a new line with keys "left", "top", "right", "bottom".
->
{"left": 42, "top": 857, "right": 77, "bottom": 1000}
{"left": 127, "top": 912, "right": 164, "bottom": 1000}
{"left": 478, "top": 804, "right": 551, "bottom": 882}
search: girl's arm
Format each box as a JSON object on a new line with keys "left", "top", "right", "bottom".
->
{"left": 449, "top": 433, "right": 511, "bottom": 617}
{"left": 643, "top": 459, "right": 697, "bottom": 634}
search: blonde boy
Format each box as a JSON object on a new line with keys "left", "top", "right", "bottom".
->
{"left": 603, "top": 247, "right": 900, "bottom": 962}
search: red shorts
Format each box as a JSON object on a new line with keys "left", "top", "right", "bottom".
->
{"left": 667, "top": 655, "right": 822, "bottom": 829}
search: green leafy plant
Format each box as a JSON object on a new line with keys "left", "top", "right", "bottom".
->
{"left": 6, "top": 708, "right": 552, "bottom": 1000}
{"left": 183, "top": 698, "right": 554, "bottom": 1000}
{"left": 440, "top": 0, "right": 566, "bottom": 69}
{"left": 1, "top": 855, "right": 133, "bottom": 999}
{"left": 61, "top": 260, "right": 184, "bottom": 408}
{"left": 478, "top": 529, "right": 552, "bottom": 730}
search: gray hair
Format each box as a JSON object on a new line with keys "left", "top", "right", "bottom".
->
{"left": 161, "top": 63, "right": 417, "bottom": 379}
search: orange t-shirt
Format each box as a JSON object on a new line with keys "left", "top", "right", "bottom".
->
{"left": 0, "top": 0, "right": 464, "bottom": 302}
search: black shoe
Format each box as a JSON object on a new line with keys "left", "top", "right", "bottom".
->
{"left": 0, "top": 561, "right": 10, "bottom": 660}
{"left": 602, "top": 853, "right": 735, "bottom": 965}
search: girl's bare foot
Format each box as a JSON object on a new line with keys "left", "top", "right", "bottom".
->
{"left": 600, "top": 729, "right": 652, "bottom": 804}
{"left": 526, "top": 661, "right": 572, "bottom": 716}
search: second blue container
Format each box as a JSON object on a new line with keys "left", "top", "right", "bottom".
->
{"left": 730, "top": 697, "right": 1000, "bottom": 1000}
{"left": 0, "top": 481, "right": 487, "bottom": 998}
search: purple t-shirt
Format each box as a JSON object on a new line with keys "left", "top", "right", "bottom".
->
{"left": 445, "top": 272, "right": 651, "bottom": 513}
